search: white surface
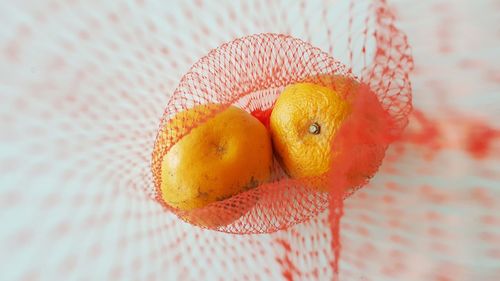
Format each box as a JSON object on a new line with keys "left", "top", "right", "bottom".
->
{"left": 0, "top": 0, "right": 499, "bottom": 280}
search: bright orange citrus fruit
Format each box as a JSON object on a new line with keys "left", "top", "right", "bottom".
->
{"left": 270, "top": 76, "right": 389, "bottom": 192}
{"left": 153, "top": 104, "right": 273, "bottom": 226}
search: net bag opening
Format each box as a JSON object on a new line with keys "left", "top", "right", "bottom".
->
{"left": 151, "top": 31, "right": 412, "bottom": 233}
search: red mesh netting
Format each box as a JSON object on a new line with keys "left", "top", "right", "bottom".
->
{"left": 151, "top": 30, "right": 410, "bottom": 233}
{"left": 1, "top": 0, "right": 500, "bottom": 280}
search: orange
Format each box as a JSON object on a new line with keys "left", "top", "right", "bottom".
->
{"left": 269, "top": 76, "right": 389, "bottom": 192}
{"left": 270, "top": 80, "right": 351, "bottom": 179}
{"left": 152, "top": 104, "right": 273, "bottom": 226}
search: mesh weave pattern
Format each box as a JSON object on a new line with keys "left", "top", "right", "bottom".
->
{"left": 151, "top": 31, "right": 410, "bottom": 233}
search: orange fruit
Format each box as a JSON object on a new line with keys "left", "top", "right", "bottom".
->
{"left": 270, "top": 81, "right": 351, "bottom": 178}
{"left": 152, "top": 104, "right": 273, "bottom": 226}
{"left": 269, "top": 76, "right": 389, "bottom": 192}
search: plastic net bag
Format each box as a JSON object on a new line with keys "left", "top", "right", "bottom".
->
{"left": 1, "top": 0, "right": 499, "bottom": 280}
{"left": 151, "top": 30, "right": 411, "bottom": 233}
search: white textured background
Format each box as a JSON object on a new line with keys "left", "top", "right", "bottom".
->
{"left": 1, "top": 0, "right": 499, "bottom": 280}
